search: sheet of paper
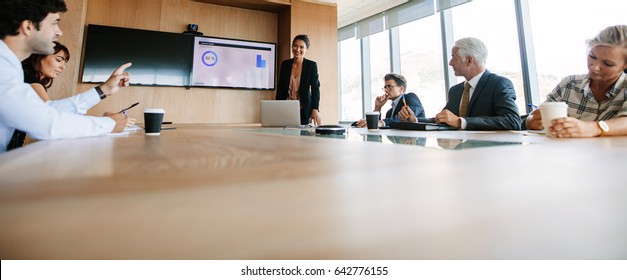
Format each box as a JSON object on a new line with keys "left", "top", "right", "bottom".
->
{"left": 124, "top": 124, "right": 142, "bottom": 132}
{"left": 108, "top": 132, "right": 129, "bottom": 137}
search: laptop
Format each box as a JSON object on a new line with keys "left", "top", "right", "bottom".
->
{"left": 260, "top": 100, "right": 301, "bottom": 127}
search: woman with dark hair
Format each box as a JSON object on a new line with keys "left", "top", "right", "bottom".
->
{"left": 22, "top": 41, "right": 69, "bottom": 101}
{"left": 22, "top": 41, "right": 135, "bottom": 119}
{"left": 276, "top": 34, "right": 322, "bottom": 125}
{"left": 7, "top": 41, "right": 135, "bottom": 150}
{"left": 8, "top": 42, "right": 72, "bottom": 149}
{"left": 0, "top": 0, "right": 131, "bottom": 154}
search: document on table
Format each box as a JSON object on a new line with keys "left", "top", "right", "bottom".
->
{"left": 108, "top": 124, "right": 142, "bottom": 136}
{"left": 510, "top": 130, "right": 545, "bottom": 136}
{"left": 124, "top": 124, "right": 143, "bottom": 132}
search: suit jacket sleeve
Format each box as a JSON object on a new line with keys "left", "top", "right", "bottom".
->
{"left": 382, "top": 92, "right": 425, "bottom": 126}
{"left": 405, "top": 92, "right": 425, "bottom": 119}
{"left": 308, "top": 61, "right": 320, "bottom": 110}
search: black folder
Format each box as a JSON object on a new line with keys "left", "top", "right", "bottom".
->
{"left": 390, "top": 121, "right": 457, "bottom": 131}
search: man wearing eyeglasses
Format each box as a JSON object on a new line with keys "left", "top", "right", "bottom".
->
{"left": 355, "top": 73, "right": 425, "bottom": 128}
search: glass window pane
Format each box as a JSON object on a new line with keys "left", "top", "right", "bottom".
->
{"left": 339, "top": 38, "right": 363, "bottom": 121}
{"left": 368, "top": 31, "right": 391, "bottom": 114}
{"left": 528, "top": 0, "right": 627, "bottom": 103}
{"left": 399, "top": 14, "right": 445, "bottom": 117}
{"left": 451, "top": 0, "right": 525, "bottom": 114}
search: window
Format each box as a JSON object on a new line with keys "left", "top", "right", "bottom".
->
{"left": 339, "top": 38, "right": 363, "bottom": 121}
{"left": 450, "top": 0, "right": 526, "bottom": 114}
{"left": 338, "top": 0, "right": 627, "bottom": 123}
{"left": 528, "top": 0, "right": 627, "bottom": 103}
{"left": 399, "top": 14, "right": 445, "bottom": 117}
{"left": 368, "top": 31, "right": 392, "bottom": 114}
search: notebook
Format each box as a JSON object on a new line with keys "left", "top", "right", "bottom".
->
{"left": 260, "top": 100, "right": 301, "bottom": 127}
{"left": 390, "top": 121, "right": 457, "bottom": 131}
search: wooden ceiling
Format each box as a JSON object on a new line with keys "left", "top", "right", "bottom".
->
{"left": 191, "top": 0, "right": 291, "bottom": 12}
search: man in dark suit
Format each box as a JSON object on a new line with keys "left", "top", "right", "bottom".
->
{"left": 355, "top": 73, "right": 425, "bottom": 128}
{"left": 399, "top": 37, "right": 521, "bottom": 130}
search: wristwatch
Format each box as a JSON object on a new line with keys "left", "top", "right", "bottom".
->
{"left": 597, "top": 121, "right": 609, "bottom": 137}
{"left": 95, "top": 85, "right": 107, "bottom": 100}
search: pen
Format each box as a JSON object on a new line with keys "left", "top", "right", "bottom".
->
{"left": 118, "top": 102, "right": 140, "bottom": 113}
{"left": 527, "top": 103, "right": 538, "bottom": 109}
{"left": 401, "top": 92, "right": 407, "bottom": 107}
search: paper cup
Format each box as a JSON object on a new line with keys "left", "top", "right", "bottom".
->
{"left": 144, "top": 108, "right": 165, "bottom": 136}
{"left": 365, "top": 112, "right": 380, "bottom": 130}
{"left": 539, "top": 102, "right": 567, "bottom": 137}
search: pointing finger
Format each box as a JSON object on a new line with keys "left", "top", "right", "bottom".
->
{"left": 112, "top": 62, "right": 132, "bottom": 75}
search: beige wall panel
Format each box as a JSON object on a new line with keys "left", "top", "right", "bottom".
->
{"left": 79, "top": 84, "right": 275, "bottom": 124}
{"left": 57, "top": 0, "right": 338, "bottom": 124}
{"left": 47, "top": 0, "right": 88, "bottom": 100}
{"left": 290, "top": 0, "right": 339, "bottom": 124}
{"left": 78, "top": 0, "right": 277, "bottom": 123}
{"left": 86, "top": 0, "right": 163, "bottom": 30}
{"left": 160, "top": 0, "right": 278, "bottom": 41}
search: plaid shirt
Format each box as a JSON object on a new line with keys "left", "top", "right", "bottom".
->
{"left": 545, "top": 73, "right": 627, "bottom": 121}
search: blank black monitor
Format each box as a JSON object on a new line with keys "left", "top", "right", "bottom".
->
{"left": 81, "top": 24, "right": 194, "bottom": 87}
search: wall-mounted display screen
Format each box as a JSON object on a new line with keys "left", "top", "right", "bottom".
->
{"left": 191, "top": 36, "right": 276, "bottom": 90}
{"left": 81, "top": 25, "right": 194, "bottom": 87}
{"left": 81, "top": 25, "right": 276, "bottom": 90}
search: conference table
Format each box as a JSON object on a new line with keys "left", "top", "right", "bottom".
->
{"left": 0, "top": 124, "right": 625, "bottom": 259}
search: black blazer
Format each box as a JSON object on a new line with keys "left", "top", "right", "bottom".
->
{"left": 276, "top": 58, "right": 321, "bottom": 125}
{"left": 443, "top": 70, "right": 521, "bottom": 130}
{"left": 383, "top": 92, "right": 425, "bottom": 126}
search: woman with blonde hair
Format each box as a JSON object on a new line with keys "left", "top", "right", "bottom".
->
{"left": 526, "top": 25, "right": 627, "bottom": 137}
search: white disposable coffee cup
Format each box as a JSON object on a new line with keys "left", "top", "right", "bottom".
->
{"left": 539, "top": 102, "right": 567, "bottom": 137}
{"left": 144, "top": 108, "right": 165, "bottom": 136}
{"left": 365, "top": 111, "right": 380, "bottom": 130}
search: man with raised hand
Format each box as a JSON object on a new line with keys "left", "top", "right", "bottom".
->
{"left": 0, "top": 0, "right": 132, "bottom": 153}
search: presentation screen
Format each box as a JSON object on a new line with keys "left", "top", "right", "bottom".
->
{"left": 191, "top": 36, "right": 276, "bottom": 90}
{"left": 81, "top": 25, "right": 194, "bottom": 87}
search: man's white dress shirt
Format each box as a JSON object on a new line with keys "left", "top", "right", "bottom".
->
{"left": 0, "top": 40, "right": 114, "bottom": 153}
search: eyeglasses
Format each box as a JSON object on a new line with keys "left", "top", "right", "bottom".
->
{"left": 382, "top": 84, "right": 397, "bottom": 90}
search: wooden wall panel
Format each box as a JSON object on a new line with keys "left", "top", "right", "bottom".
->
{"left": 174, "top": 3, "right": 276, "bottom": 41}
{"left": 57, "top": 0, "right": 338, "bottom": 124}
{"left": 77, "top": 0, "right": 278, "bottom": 123}
{"left": 85, "top": 0, "right": 163, "bottom": 30}
{"left": 192, "top": 0, "right": 291, "bottom": 12}
{"left": 290, "top": 0, "right": 339, "bottom": 124}
{"left": 159, "top": 0, "right": 277, "bottom": 47}
{"left": 47, "top": 0, "right": 87, "bottom": 100}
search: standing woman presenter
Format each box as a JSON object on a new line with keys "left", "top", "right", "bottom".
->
{"left": 276, "top": 34, "right": 321, "bottom": 125}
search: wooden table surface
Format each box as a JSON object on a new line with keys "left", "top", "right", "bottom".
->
{"left": 1, "top": 124, "right": 626, "bottom": 259}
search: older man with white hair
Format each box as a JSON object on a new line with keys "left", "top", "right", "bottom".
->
{"left": 399, "top": 37, "right": 521, "bottom": 130}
